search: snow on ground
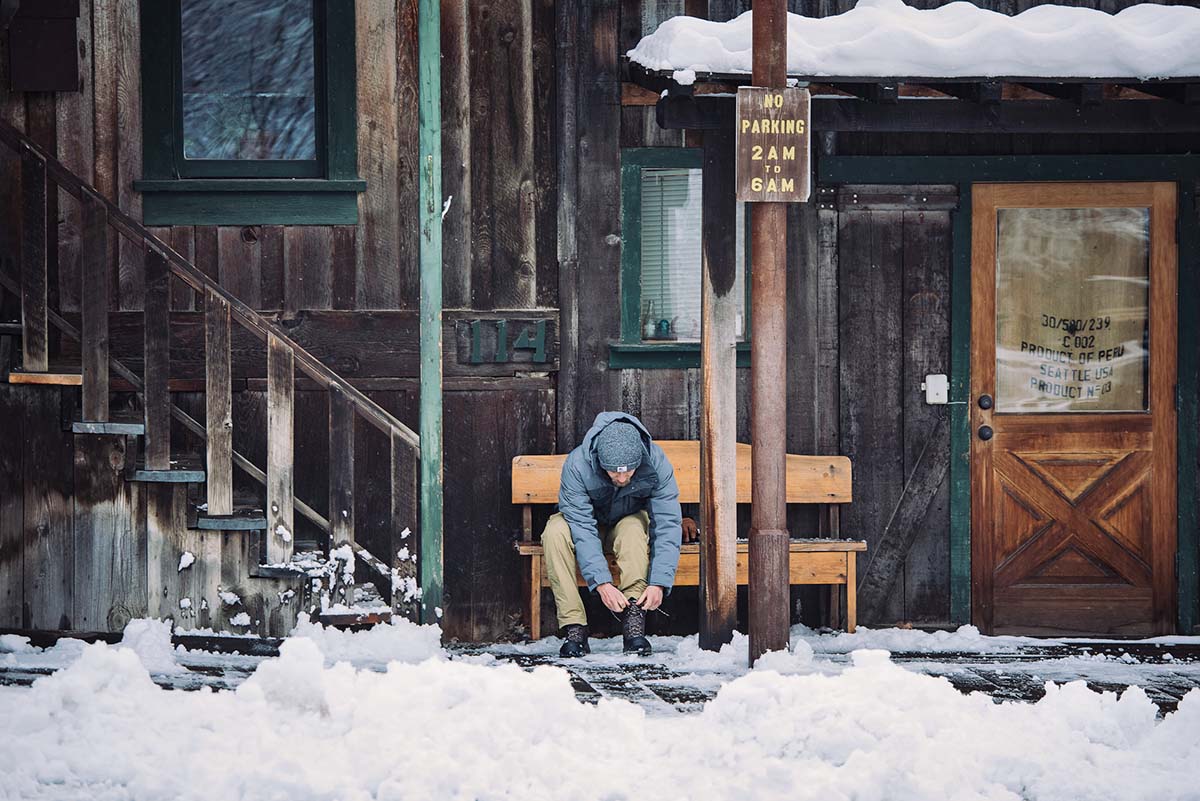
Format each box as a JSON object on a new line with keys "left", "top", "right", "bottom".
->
{"left": 627, "top": 0, "right": 1200, "bottom": 80}
{"left": 2, "top": 621, "right": 1199, "bottom": 800}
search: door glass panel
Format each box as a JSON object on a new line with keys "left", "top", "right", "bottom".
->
{"left": 181, "top": 0, "right": 317, "bottom": 161}
{"left": 995, "top": 207, "right": 1149, "bottom": 413}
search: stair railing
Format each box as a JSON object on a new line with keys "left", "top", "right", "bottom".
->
{"left": 0, "top": 120, "right": 421, "bottom": 621}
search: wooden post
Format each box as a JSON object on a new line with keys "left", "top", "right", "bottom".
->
{"left": 699, "top": 126, "right": 738, "bottom": 650}
{"left": 143, "top": 247, "right": 171, "bottom": 470}
{"left": 20, "top": 146, "right": 47, "bottom": 372}
{"left": 80, "top": 191, "right": 109, "bottom": 421}
{"left": 747, "top": 0, "right": 791, "bottom": 664}
{"left": 328, "top": 385, "right": 355, "bottom": 548}
{"left": 266, "top": 334, "right": 294, "bottom": 564}
{"left": 418, "top": 0, "right": 444, "bottom": 625}
{"left": 204, "top": 288, "right": 232, "bottom": 515}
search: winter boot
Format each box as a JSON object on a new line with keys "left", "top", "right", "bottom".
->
{"left": 559, "top": 624, "right": 590, "bottom": 658}
{"left": 621, "top": 601, "right": 652, "bottom": 656}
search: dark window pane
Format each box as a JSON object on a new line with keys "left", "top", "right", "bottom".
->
{"left": 181, "top": 0, "right": 316, "bottom": 161}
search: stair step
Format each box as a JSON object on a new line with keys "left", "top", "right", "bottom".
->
{"left": 130, "top": 468, "right": 206, "bottom": 483}
{"left": 0, "top": 322, "right": 23, "bottom": 335}
{"left": 8, "top": 370, "right": 82, "bottom": 386}
{"left": 195, "top": 509, "right": 268, "bottom": 531}
{"left": 72, "top": 420, "right": 145, "bottom": 436}
{"left": 318, "top": 610, "right": 393, "bottom": 628}
{"left": 249, "top": 564, "right": 308, "bottom": 580}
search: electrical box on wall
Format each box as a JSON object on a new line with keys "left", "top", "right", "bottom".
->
{"left": 922, "top": 374, "right": 949, "bottom": 405}
{"left": 6, "top": 1, "right": 79, "bottom": 93}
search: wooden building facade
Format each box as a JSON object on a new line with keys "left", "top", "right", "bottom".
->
{"left": 0, "top": 0, "right": 1196, "bottom": 641}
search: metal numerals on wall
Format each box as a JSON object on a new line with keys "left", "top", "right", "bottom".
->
{"left": 458, "top": 318, "right": 549, "bottom": 365}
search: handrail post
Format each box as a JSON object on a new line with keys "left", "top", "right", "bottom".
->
{"left": 328, "top": 385, "right": 355, "bottom": 607}
{"left": 266, "top": 334, "right": 294, "bottom": 564}
{"left": 20, "top": 145, "right": 48, "bottom": 372}
{"left": 143, "top": 247, "right": 171, "bottom": 469}
{"left": 391, "top": 429, "right": 420, "bottom": 622}
{"left": 205, "top": 288, "right": 233, "bottom": 515}
{"left": 80, "top": 192, "right": 109, "bottom": 421}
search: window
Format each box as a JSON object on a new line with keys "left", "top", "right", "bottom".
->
{"left": 136, "top": 0, "right": 364, "bottom": 225}
{"left": 614, "top": 149, "right": 749, "bottom": 368}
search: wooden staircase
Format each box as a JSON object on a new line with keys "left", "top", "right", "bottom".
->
{"left": 0, "top": 121, "right": 422, "bottom": 635}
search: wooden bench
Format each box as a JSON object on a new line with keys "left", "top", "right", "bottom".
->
{"left": 512, "top": 441, "right": 865, "bottom": 640}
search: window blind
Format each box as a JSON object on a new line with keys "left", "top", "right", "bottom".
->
{"left": 639, "top": 168, "right": 745, "bottom": 342}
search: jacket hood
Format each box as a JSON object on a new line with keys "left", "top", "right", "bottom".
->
{"left": 580, "top": 412, "right": 652, "bottom": 473}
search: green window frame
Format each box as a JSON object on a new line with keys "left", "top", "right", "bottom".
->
{"left": 135, "top": 0, "right": 365, "bottom": 225}
{"left": 611, "top": 148, "right": 750, "bottom": 369}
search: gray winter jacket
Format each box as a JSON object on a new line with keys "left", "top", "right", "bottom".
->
{"left": 557, "top": 411, "right": 683, "bottom": 592}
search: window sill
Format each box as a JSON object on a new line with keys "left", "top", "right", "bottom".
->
{"left": 133, "top": 179, "right": 367, "bottom": 225}
{"left": 608, "top": 342, "right": 751, "bottom": 369}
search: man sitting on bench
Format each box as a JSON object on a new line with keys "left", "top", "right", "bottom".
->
{"left": 545, "top": 411, "right": 695, "bottom": 658}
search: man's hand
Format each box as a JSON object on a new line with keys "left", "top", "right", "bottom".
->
{"left": 636, "top": 585, "right": 664, "bottom": 611}
{"left": 596, "top": 582, "right": 628, "bottom": 613}
{"left": 681, "top": 517, "right": 699, "bottom": 543}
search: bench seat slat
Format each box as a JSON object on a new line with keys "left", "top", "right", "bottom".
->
{"left": 515, "top": 539, "right": 867, "bottom": 555}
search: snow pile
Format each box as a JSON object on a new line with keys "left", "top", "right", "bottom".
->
{"left": 796, "top": 623, "right": 1050, "bottom": 654}
{"left": 628, "top": 0, "right": 1200, "bottom": 80}
{"left": 2, "top": 630, "right": 1199, "bottom": 800}
{"left": 117, "top": 618, "right": 184, "bottom": 675}
{"left": 289, "top": 613, "right": 444, "bottom": 668}
{"left": 0, "top": 634, "right": 33, "bottom": 655}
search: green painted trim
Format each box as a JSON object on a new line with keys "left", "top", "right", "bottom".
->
{"left": 819, "top": 155, "right": 1200, "bottom": 186}
{"left": 1178, "top": 183, "right": 1199, "bottom": 633}
{"left": 418, "top": 0, "right": 444, "bottom": 626}
{"left": 135, "top": 179, "right": 366, "bottom": 193}
{"left": 323, "top": 0, "right": 359, "bottom": 181}
{"left": 621, "top": 147, "right": 705, "bottom": 170}
{"left": 609, "top": 342, "right": 751, "bottom": 370}
{"left": 620, "top": 156, "right": 644, "bottom": 344}
{"left": 141, "top": 0, "right": 362, "bottom": 218}
{"left": 948, "top": 184, "right": 973, "bottom": 627}
{"left": 142, "top": 191, "right": 359, "bottom": 225}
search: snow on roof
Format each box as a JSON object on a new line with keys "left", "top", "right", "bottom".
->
{"left": 627, "top": 0, "right": 1200, "bottom": 81}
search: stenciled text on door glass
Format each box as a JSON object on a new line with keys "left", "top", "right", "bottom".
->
{"left": 995, "top": 207, "right": 1150, "bottom": 413}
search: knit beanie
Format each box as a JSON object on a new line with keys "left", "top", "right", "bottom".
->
{"left": 595, "top": 422, "right": 643, "bottom": 472}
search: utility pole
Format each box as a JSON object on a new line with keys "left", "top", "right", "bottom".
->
{"left": 747, "top": 0, "right": 790, "bottom": 664}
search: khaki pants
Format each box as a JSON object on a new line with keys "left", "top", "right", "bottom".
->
{"left": 542, "top": 510, "right": 649, "bottom": 629}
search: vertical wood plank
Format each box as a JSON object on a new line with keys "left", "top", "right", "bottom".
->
{"left": 267, "top": 334, "right": 295, "bottom": 564}
{"left": 23, "top": 388, "right": 75, "bottom": 630}
{"left": 116, "top": 0, "right": 143, "bottom": 310}
{"left": 901, "top": 208, "right": 953, "bottom": 623}
{"left": 331, "top": 225, "right": 357, "bottom": 310}
{"left": 555, "top": 0, "right": 580, "bottom": 450}
{"left": 0, "top": 387, "right": 24, "bottom": 627}
{"left": 93, "top": 0, "right": 119, "bottom": 304}
{"left": 143, "top": 247, "right": 171, "bottom": 470}
{"left": 284, "top": 227, "right": 333, "bottom": 314}
{"left": 397, "top": 0, "right": 422, "bottom": 309}
{"left": 169, "top": 227, "right": 196, "bottom": 310}
{"left": 816, "top": 204, "right": 840, "bottom": 457}
{"left": 259, "top": 226, "right": 285, "bottom": 311}
{"left": 194, "top": 225, "right": 220, "bottom": 290}
{"left": 205, "top": 289, "right": 233, "bottom": 515}
{"left": 72, "top": 434, "right": 138, "bottom": 632}
{"left": 478, "top": 0, "right": 537, "bottom": 309}
{"left": 355, "top": 0, "right": 401, "bottom": 309}
{"left": 329, "top": 385, "right": 355, "bottom": 547}
{"left": 81, "top": 193, "right": 110, "bottom": 421}
{"left": 700, "top": 126, "right": 738, "bottom": 649}
{"left": 391, "top": 427, "right": 420, "bottom": 621}
{"left": 21, "top": 148, "right": 48, "bottom": 372}
{"left": 532, "top": 0, "right": 558, "bottom": 308}
{"left": 54, "top": 0, "right": 92, "bottom": 316}
{"left": 574, "top": 0, "right": 622, "bottom": 429}
{"left": 218, "top": 226, "right": 262, "bottom": 309}
{"left": 440, "top": 0, "right": 472, "bottom": 308}
{"left": 839, "top": 207, "right": 905, "bottom": 625}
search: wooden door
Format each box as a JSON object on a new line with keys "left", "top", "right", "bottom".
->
{"left": 971, "top": 183, "right": 1177, "bottom": 636}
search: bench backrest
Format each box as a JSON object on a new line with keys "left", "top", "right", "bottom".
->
{"left": 511, "top": 441, "right": 852, "bottom": 505}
